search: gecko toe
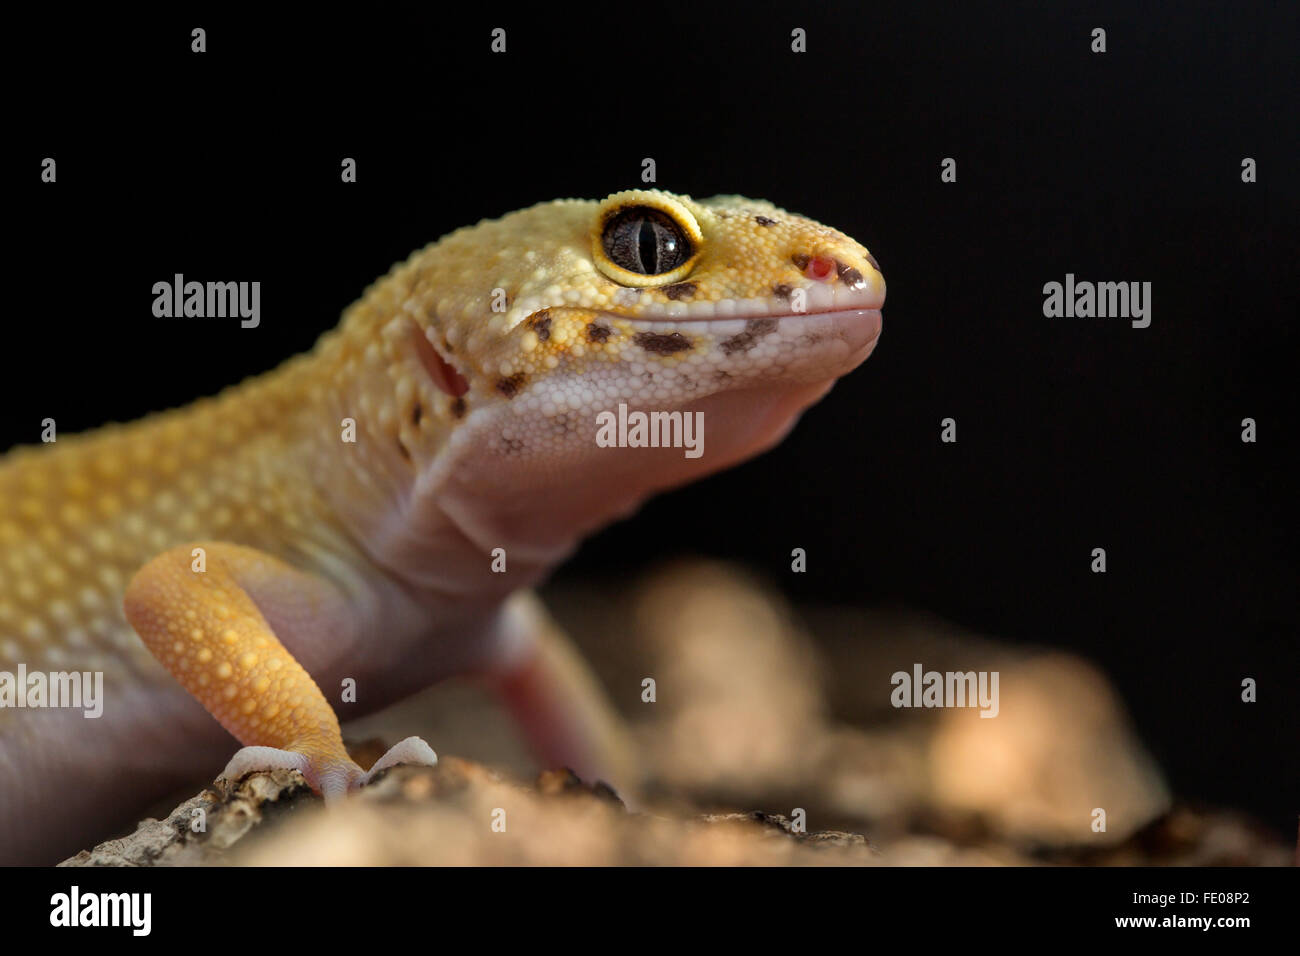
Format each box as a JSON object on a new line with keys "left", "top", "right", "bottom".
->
{"left": 215, "top": 745, "right": 311, "bottom": 790}
{"left": 359, "top": 735, "right": 439, "bottom": 786}
{"left": 216, "top": 745, "right": 364, "bottom": 804}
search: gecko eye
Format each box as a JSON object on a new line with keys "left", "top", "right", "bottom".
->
{"left": 601, "top": 207, "right": 693, "bottom": 276}
{"left": 592, "top": 192, "right": 702, "bottom": 287}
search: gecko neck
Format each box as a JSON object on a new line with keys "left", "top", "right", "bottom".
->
{"left": 273, "top": 313, "right": 548, "bottom": 609}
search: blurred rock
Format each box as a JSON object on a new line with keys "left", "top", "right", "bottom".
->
{"left": 927, "top": 652, "right": 1170, "bottom": 847}
{"left": 630, "top": 561, "right": 829, "bottom": 797}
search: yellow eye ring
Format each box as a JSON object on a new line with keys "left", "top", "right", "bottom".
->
{"left": 591, "top": 190, "right": 702, "bottom": 287}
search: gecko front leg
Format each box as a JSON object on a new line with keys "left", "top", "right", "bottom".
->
{"left": 123, "top": 542, "right": 436, "bottom": 801}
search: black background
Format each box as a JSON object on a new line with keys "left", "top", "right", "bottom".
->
{"left": 9, "top": 4, "right": 1298, "bottom": 834}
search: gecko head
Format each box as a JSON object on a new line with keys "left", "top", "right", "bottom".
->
{"left": 353, "top": 190, "right": 884, "bottom": 566}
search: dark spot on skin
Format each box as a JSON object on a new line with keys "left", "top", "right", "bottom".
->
{"left": 720, "top": 317, "right": 778, "bottom": 355}
{"left": 410, "top": 404, "right": 422, "bottom": 426}
{"left": 495, "top": 373, "right": 526, "bottom": 397}
{"left": 396, "top": 438, "right": 411, "bottom": 462}
{"left": 755, "top": 216, "right": 778, "bottom": 227}
{"left": 865, "top": 251, "right": 881, "bottom": 273}
{"left": 835, "top": 259, "right": 865, "bottom": 289}
{"left": 586, "top": 322, "right": 613, "bottom": 344}
{"left": 525, "top": 310, "right": 552, "bottom": 341}
{"left": 451, "top": 397, "right": 467, "bottom": 419}
{"left": 663, "top": 281, "right": 698, "bottom": 301}
{"left": 773, "top": 283, "right": 793, "bottom": 300}
{"left": 791, "top": 253, "right": 811, "bottom": 270}
{"left": 501, "top": 435, "right": 525, "bottom": 454}
{"left": 634, "top": 331, "right": 692, "bottom": 355}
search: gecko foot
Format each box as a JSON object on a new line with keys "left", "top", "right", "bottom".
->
{"left": 359, "top": 735, "right": 438, "bottom": 786}
{"left": 215, "top": 737, "right": 436, "bottom": 804}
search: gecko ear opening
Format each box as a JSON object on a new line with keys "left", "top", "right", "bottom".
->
{"left": 413, "top": 327, "right": 469, "bottom": 398}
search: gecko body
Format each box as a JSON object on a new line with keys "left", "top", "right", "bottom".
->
{"left": 0, "top": 189, "right": 884, "bottom": 862}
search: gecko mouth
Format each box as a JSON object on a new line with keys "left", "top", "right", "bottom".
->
{"left": 618, "top": 281, "right": 884, "bottom": 324}
{"left": 616, "top": 304, "right": 882, "bottom": 367}
{"left": 608, "top": 284, "right": 884, "bottom": 356}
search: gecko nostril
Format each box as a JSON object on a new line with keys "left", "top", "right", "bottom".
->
{"left": 804, "top": 256, "right": 836, "bottom": 281}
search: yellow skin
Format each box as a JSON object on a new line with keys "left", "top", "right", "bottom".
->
{"left": 0, "top": 190, "right": 884, "bottom": 862}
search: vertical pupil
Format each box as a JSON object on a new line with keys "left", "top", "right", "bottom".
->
{"left": 638, "top": 219, "right": 658, "bottom": 273}
{"left": 603, "top": 209, "right": 690, "bottom": 276}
